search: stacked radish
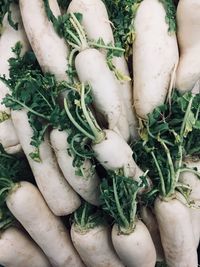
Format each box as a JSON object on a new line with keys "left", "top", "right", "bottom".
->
{"left": 0, "top": 146, "right": 84, "bottom": 267}
{"left": 0, "top": 0, "right": 200, "bottom": 267}
{"left": 0, "top": 206, "right": 51, "bottom": 267}
{"left": 133, "top": 91, "right": 200, "bottom": 266}
{"left": 70, "top": 203, "right": 124, "bottom": 267}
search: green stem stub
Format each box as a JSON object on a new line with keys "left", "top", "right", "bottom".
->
{"left": 100, "top": 171, "right": 141, "bottom": 234}
{"left": 72, "top": 202, "right": 104, "bottom": 232}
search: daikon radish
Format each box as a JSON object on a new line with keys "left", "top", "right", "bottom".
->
{"left": 67, "top": 0, "right": 138, "bottom": 139}
{"left": 175, "top": 0, "right": 200, "bottom": 92}
{"left": 140, "top": 206, "right": 164, "bottom": 262}
{"left": 155, "top": 194, "right": 198, "bottom": 267}
{"left": 70, "top": 203, "right": 124, "bottom": 267}
{"left": 50, "top": 129, "right": 101, "bottom": 206}
{"left": 3, "top": 181, "right": 84, "bottom": 267}
{"left": 133, "top": 0, "right": 178, "bottom": 119}
{"left": 179, "top": 156, "right": 200, "bottom": 248}
{"left": 0, "top": 227, "right": 51, "bottom": 267}
{"left": 101, "top": 173, "right": 156, "bottom": 267}
{"left": 75, "top": 48, "right": 122, "bottom": 129}
{"left": 11, "top": 109, "right": 81, "bottom": 216}
{"left": 0, "top": 3, "right": 29, "bottom": 153}
{"left": 19, "top": 0, "right": 68, "bottom": 81}
{"left": 64, "top": 83, "right": 148, "bottom": 188}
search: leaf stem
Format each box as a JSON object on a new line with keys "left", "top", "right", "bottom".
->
{"left": 6, "top": 96, "right": 48, "bottom": 120}
{"left": 64, "top": 98, "right": 95, "bottom": 140}
{"left": 151, "top": 151, "right": 166, "bottom": 196}
{"left": 112, "top": 176, "right": 130, "bottom": 230}
{"left": 80, "top": 83, "right": 105, "bottom": 144}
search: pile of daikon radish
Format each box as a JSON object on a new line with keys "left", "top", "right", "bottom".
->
{"left": 0, "top": 0, "right": 200, "bottom": 267}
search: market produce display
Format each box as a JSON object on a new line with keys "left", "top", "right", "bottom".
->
{"left": 0, "top": 0, "right": 200, "bottom": 267}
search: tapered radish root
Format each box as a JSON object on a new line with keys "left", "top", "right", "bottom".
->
{"left": 50, "top": 129, "right": 101, "bottom": 205}
{"left": 133, "top": 0, "right": 178, "bottom": 118}
{"left": 6, "top": 181, "right": 85, "bottom": 267}
{"left": 175, "top": 0, "right": 200, "bottom": 92}
{"left": 71, "top": 224, "right": 124, "bottom": 267}
{"left": 19, "top": 0, "right": 69, "bottom": 81}
{"left": 0, "top": 3, "right": 29, "bottom": 153}
{"left": 112, "top": 220, "right": 156, "bottom": 267}
{"left": 0, "top": 227, "right": 51, "bottom": 267}
{"left": 154, "top": 196, "right": 198, "bottom": 267}
{"left": 11, "top": 109, "right": 81, "bottom": 216}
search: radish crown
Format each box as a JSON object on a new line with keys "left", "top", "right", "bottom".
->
{"left": 133, "top": 90, "right": 200, "bottom": 201}
{"left": 72, "top": 202, "right": 105, "bottom": 232}
{"left": 100, "top": 171, "right": 146, "bottom": 234}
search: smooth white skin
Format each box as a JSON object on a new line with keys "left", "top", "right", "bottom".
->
{"left": 113, "top": 56, "right": 139, "bottom": 139}
{"left": 68, "top": 0, "right": 138, "bottom": 140}
{"left": 0, "top": 227, "right": 51, "bottom": 267}
{"left": 154, "top": 196, "right": 198, "bottom": 267}
{"left": 19, "top": 0, "right": 68, "bottom": 81}
{"left": 112, "top": 220, "right": 156, "bottom": 267}
{"left": 175, "top": 0, "right": 200, "bottom": 92}
{"left": 75, "top": 48, "right": 121, "bottom": 129}
{"left": 71, "top": 224, "right": 124, "bottom": 267}
{"left": 179, "top": 158, "right": 200, "bottom": 248}
{"left": 68, "top": 0, "right": 113, "bottom": 44}
{"left": 50, "top": 129, "right": 100, "bottom": 205}
{"left": 0, "top": 4, "right": 29, "bottom": 153}
{"left": 140, "top": 206, "right": 164, "bottom": 261}
{"left": 133, "top": 0, "right": 179, "bottom": 119}
{"left": 11, "top": 109, "right": 81, "bottom": 216}
{"left": 92, "top": 129, "right": 138, "bottom": 177}
{"left": 6, "top": 182, "right": 85, "bottom": 267}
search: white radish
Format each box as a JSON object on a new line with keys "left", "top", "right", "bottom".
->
{"left": 92, "top": 129, "right": 144, "bottom": 181}
{"left": 68, "top": 0, "right": 113, "bottom": 45}
{"left": 11, "top": 109, "right": 81, "bottom": 216}
{"left": 112, "top": 220, "right": 156, "bottom": 267}
{"left": 6, "top": 181, "right": 85, "bottom": 267}
{"left": 50, "top": 129, "right": 100, "bottom": 205}
{"left": 154, "top": 195, "right": 198, "bottom": 267}
{"left": 175, "top": 0, "right": 200, "bottom": 92}
{"left": 100, "top": 173, "right": 156, "bottom": 267}
{"left": 19, "top": 0, "right": 69, "bottom": 81}
{"left": 71, "top": 224, "right": 124, "bottom": 267}
{"left": 68, "top": 0, "right": 138, "bottom": 139}
{"left": 75, "top": 48, "right": 122, "bottom": 129}
{"left": 0, "top": 227, "right": 51, "bottom": 267}
{"left": 0, "top": 3, "right": 29, "bottom": 154}
{"left": 140, "top": 206, "right": 164, "bottom": 261}
{"left": 179, "top": 157, "right": 200, "bottom": 248}
{"left": 113, "top": 56, "right": 139, "bottom": 139}
{"left": 133, "top": 0, "right": 178, "bottom": 119}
